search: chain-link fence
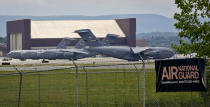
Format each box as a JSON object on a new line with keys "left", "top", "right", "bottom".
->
{"left": 0, "top": 61, "right": 208, "bottom": 107}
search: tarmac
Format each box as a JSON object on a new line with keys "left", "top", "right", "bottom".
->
{"left": 1, "top": 57, "right": 145, "bottom": 65}
{"left": 0, "top": 57, "right": 154, "bottom": 71}
{"left": 0, "top": 54, "right": 192, "bottom": 71}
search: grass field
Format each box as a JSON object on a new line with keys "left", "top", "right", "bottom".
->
{"left": 0, "top": 68, "right": 205, "bottom": 107}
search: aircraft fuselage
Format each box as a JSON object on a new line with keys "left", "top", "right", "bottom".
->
{"left": 7, "top": 49, "right": 95, "bottom": 60}
{"left": 87, "top": 46, "right": 174, "bottom": 61}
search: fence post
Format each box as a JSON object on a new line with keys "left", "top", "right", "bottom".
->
{"left": 72, "top": 60, "right": 79, "bottom": 107}
{"left": 142, "top": 63, "right": 145, "bottom": 107}
{"left": 82, "top": 67, "right": 88, "bottom": 107}
{"left": 133, "top": 64, "right": 140, "bottom": 106}
{"left": 14, "top": 67, "right": 22, "bottom": 107}
{"left": 139, "top": 55, "right": 145, "bottom": 107}
{"left": 190, "top": 91, "right": 192, "bottom": 107}
{"left": 37, "top": 68, "right": 41, "bottom": 107}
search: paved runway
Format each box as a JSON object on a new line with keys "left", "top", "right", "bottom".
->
{"left": 0, "top": 57, "right": 154, "bottom": 71}
{"left": 0, "top": 54, "right": 194, "bottom": 71}
{"left": 0, "top": 54, "right": 190, "bottom": 66}
{"left": 1, "top": 57, "right": 148, "bottom": 65}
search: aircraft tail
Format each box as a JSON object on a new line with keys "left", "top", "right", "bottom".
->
{"left": 74, "top": 39, "right": 86, "bottom": 49}
{"left": 74, "top": 29, "right": 103, "bottom": 47}
{"left": 56, "top": 37, "right": 75, "bottom": 49}
{"left": 74, "top": 34, "right": 118, "bottom": 48}
{"left": 102, "top": 34, "right": 119, "bottom": 46}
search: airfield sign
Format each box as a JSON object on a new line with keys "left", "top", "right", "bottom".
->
{"left": 155, "top": 58, "right": 206, "bottom": 92}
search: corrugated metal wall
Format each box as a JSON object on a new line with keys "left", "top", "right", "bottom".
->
{"left": 10, "top": 33, "right": 22, "bottom": 51}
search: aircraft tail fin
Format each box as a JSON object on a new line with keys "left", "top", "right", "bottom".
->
{"left": 74, "top": 39, "right": 86, "bottom": 49}
{"left": 74, "top": 34, "right": 118, "bottom": 48}
{"left": 74, "top": 29, "right": 103, "bottom": 47}
{"left": 102, "top": 34, "right": 119, "bottom": 46}
{"left": 56, "top": 37, "right": 75, "bottom": 49}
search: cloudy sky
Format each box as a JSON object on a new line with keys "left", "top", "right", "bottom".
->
{"left": 0, "top": 0, "right": 178, "bottom": 18}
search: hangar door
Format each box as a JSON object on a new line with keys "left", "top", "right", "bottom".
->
{"left": 10, "top": 33, "right": 22, "bottom": 51}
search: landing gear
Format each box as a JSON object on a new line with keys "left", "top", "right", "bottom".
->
{"left": 20, "top": 59, "right": 26, "bottom": 61}
{"left": 42, "top": 59, "right": 49, "bottom": 63}
{"left": 2, "top": 57, "right": 11, "bottom": 65}
{"left": 2, "top": 62, "right": 10, "bottom": 65}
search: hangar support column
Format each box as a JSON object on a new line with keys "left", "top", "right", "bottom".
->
{"left": 7, "top": 19, "right": 31, "bottom": 52}
{"left": 116, "top": 18, "right": 136, "bottom": 47}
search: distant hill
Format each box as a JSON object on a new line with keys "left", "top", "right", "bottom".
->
{"left": 136, "top": 32, "right": 190, "bottom": 48}
{"left": 0, "top": 14, "right": 177, "bottom": 36}
{"left": 137, "top": 32, "right": 179, "bottom": 48}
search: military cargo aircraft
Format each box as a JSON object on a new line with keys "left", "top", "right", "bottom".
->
{"left": 75, "top": 29, "right": 175, "bottom": 61}
{"left": 7, "top": 34, "right": 118, "bottom": 61}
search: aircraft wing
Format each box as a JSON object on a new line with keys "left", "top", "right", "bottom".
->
{"left": 131, "top": 47, "right": 150, "bottom": 54}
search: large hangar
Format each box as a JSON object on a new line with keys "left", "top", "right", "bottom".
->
{"left": 7, "top": 18, "right": 136, "bottom": 51}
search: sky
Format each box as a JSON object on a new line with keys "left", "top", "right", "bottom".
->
{"left": 0, "top": 0, "right": 179, "bottom": 18}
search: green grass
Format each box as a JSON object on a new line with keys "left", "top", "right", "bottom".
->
{"left": 0, "top": 67, "right": 155, "bottom": 73}
{"left": 0, "top": 68, "right": 205, "bottom": 107}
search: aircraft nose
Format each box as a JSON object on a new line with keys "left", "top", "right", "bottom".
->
{"left": 170, "top": 51, "right": 175, "bottom": 57}
{"left": 7, "top": 52, "right": 13, "bottom": 57}
{"left": 157, "top": 48, "right": 174, "bottom": 59}
{"left": 7, "top": 51, "right": 21, "bottom": 58}
{"left": 166, "top": 49, "right": 175, "bottom": 58}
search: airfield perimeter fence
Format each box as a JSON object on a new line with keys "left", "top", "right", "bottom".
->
{"left": 0, "top": 59, "right": 209, "bottom": 107}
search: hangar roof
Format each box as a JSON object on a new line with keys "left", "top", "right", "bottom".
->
{"left": 31, "top": 20, "right": 125, "bottom": 38}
